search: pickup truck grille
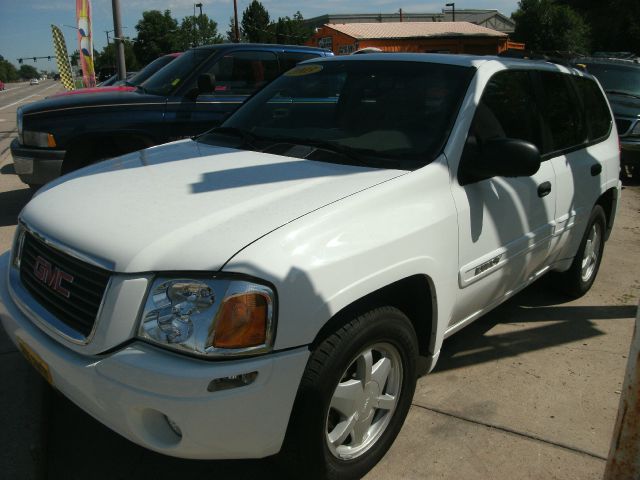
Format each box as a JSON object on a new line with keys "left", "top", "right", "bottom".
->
{"left": 19, "top": 232, "right": 110, "bottom": 338}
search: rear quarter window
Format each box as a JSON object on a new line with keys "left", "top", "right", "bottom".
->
{"left": 537, "top": 71, "right": 588, "bottom": 154}
{"left": 573, "top": 76, "right": 612, "bottom": 141}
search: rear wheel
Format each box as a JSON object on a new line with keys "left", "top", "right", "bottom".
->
{"left": 552, "top": 205, "right": 606, "bottom": 298}
{"left": 280, "top": 307, "right": 418, "bottom": 480}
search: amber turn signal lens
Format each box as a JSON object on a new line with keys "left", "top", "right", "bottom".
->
{"left": 47, "top": 133, "right": 56, "bottom": 148}
{"left": 213, "top": 293, "right": 268, "bottom": 348}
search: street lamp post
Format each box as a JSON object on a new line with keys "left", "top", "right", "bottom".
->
{"left": 446, "top": 2, "right": 455, "bottom": 22}
{"left": 193, "top": 3, "right": 203, "bottom": 47}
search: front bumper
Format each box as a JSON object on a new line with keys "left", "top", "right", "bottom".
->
{"left": 0, "top": 252, "right": 309, "bottom": 459}
{"left": 10, "top": 138, "right": 65, "bottom": 186}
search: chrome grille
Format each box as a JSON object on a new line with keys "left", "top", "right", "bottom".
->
{"left": 19, "top": 232, "right": 110, "bottom": 337}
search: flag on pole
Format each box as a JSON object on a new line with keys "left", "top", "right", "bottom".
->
{"left": 76, "top": 0, "right": 96, "bottom": 87}
{"left": 51, "top": 25, "right": 75, "bottom": 91}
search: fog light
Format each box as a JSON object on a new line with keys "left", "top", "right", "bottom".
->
{"left": 207, "top": 371, "right": 258, "bottom": 392}
{"left": 164, "top": 414, "right": 182, "bottom": 437}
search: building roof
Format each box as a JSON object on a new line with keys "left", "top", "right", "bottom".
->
{"left": 325, "top": 22, "right": 508, "bottom": 40}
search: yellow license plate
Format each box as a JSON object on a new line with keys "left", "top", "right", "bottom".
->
{"left": 17, "top": 338, "right": 53, "bottom": 385}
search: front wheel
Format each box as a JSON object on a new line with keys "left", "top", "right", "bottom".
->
{"left": 280, "top": 307, "right": 418, "bottom": 480}
{"left": 552, "top": 205, "right": 606, "bottom": 298}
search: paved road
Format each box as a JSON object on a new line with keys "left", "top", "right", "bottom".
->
{"left": 0, "top": 88, "right": 638, "bottom": 479}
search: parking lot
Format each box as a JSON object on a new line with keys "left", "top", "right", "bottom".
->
{"left": 0, "top": 82, "right": 639, "bottom": 479}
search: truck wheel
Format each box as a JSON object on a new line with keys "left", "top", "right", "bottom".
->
{"left": 553, "top": 205, "right": 606, "bottom": 298}
{"left": 280, "top": 307, "right": 418, "bottom": 480}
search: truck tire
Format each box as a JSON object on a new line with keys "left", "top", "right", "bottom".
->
{"left": 553, "top": 205, "right": 606, "bottom": 298}
{"left": 279, "top": 307, "right": 418, "bottom": 480}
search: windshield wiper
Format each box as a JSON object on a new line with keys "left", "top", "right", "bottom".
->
{"left": 199, "top": 126, "right": 260, "bottom": 146}
{"left": 265, "top": 136, "right": 413, "bottom": 168}
{"left": 270, "top": 137, "right": 364, "bottom": 163}
{"left": 605, "top": 90, "right": 640, "bottom": 100}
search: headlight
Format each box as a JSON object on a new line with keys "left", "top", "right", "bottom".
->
{"left": 22, "top": 131, "right": 57, "bottom": 148}
{"left": 138, "top": 276, "right": 275, "bottom": 357}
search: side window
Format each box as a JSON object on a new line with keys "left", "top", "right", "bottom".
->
{"left": 537, "top": 72, "right": 587, "bottom": 153}
{"left": 573, "top": 76, "right": 611, "bottom": 141}
{"left": 278, "top": 52, "right": 321, "bottom": 73}
{"left": 207, "top": 51, "right": 279, "bottom": 96}
{"left": 469, "top": 70, "right": 542, "bottom": 151}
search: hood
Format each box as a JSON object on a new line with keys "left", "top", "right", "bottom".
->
{"left": 21, "top": 140, "right": 405, "bottom": 273}
{"left": 21, "top": 89, "right": 163, "bottom": 116}
{"left": 50, "top": 85, "right": 136, "bottom": 97}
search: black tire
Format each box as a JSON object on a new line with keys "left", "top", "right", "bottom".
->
{"left": 552, "top": 205, "right": 606, "bottom": 298}
{"left": 279, "top": 307, "right": 418, "bottom": 480}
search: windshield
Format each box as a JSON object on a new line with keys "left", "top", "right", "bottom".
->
{"left": 583, "top": 63, "right": 640, "bottom": 97}
{"left": 122, "top": 54, "right": 178, "bottom": 87}
{"left": 199, "top": 60, "right": 474, "bottom": 170}
{"left": 141, "top": 48, "right": 213, "bottom": 96}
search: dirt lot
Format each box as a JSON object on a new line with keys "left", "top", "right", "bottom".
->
{"left": 0, "top": 84, "right": 638, "bottom": 479}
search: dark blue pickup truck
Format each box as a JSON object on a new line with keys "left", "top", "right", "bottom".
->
{"left": 12, "top": 43, "right": 332, "bottom": 187}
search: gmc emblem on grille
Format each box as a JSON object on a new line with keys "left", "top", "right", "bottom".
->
{"left": 33, "top": 256, "right": 74, "bottom": 298}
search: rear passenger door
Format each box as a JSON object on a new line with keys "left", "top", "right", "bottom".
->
{"left": 534, "top": 71, "right": 610, "bottom": 263}
{"left": 450, "top": 70, "right": 557, "bottom": 326}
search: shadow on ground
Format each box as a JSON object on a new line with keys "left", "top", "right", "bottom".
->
{"left": 434, "top": 278, "right": 637, "bottom": 373}
{"left": 0, "top": 163, "right": 16, "bottom": 175}
{"left": 0, "top": 187, "right": 32, "bottom": 227}
{"left": 43, "top": 277, "right": 637, "bottom": 479}
{"left": 47, "top": 390, "right": 285, "bottom": 480}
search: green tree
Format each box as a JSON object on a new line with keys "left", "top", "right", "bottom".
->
{"left": 226, "top": 16, "right": 244, "bottom": 42}
{"left": 0, "top": 59, "right": 19, "bottom": 82}
{"left": 176, "top": 13, "right": 223, "bottom": 49}
{"left": 269, "top": 11, "right": 311, "bottom": 45}
{"left": 512, "top": 0, "right": 590, "bottom": 53}
{"left": 134, "top": 10, "right": 179, "bottom": 65}
{"left": 18, "top": 64, "right": 39, "bottom": 79}
{"left": 557, "top": 0, "right": 640, "bottom": 53}
{"left": 95, "top": 42, "right": 139, "bottom": 72}
{"left": 241, "top": 0, "right": 271, "bottom": 43}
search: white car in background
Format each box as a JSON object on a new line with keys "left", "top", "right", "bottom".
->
{"left": 0, "top": 54, "right": 621, "bottom": 479}
{"left": 29, "top": 78, "right": 39, "bottom": 85}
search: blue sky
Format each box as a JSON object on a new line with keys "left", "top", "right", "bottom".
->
{"left": 0, "top": 0, "right": 520, "bottom": 72}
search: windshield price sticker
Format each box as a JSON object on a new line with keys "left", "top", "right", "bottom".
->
{"left": 285, "top": 64, "right": 323, "bottom": 77}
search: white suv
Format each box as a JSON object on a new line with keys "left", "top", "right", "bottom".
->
{"left": 0, "top": 54, "right": 620, "bottom": 479}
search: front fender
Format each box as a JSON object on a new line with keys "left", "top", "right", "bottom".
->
{"left": 223, "top": 160, "right": 459, "bottom": 356}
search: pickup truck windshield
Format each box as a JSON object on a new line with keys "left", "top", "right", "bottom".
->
{"left": 141, "top": 48, "right": 212, "bottom": 96}
{"left": 199, "top": 60, "right": 474, "bottom": 169}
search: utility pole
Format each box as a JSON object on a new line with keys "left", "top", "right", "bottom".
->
{"left": 446, "top": 2, "right": 456, "bottom": 22}
{"left": 233, "top": 0, "right": 240, "bottom": 43}
{"left": 111, "top": 0, "right": 126, "bottom": 80}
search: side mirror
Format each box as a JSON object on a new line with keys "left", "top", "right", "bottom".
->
{"left": 459, "top": 138, "right": 541, "bottom": 185}
{"left": 197, "top": 73, "right": 215, "bottom": 94}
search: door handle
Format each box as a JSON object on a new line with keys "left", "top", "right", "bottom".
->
{"left": 537, "top": 181, "right": 552, "bottom": 198}
{"left": 591, "top": 163, "right": 602, "bottom": 176}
